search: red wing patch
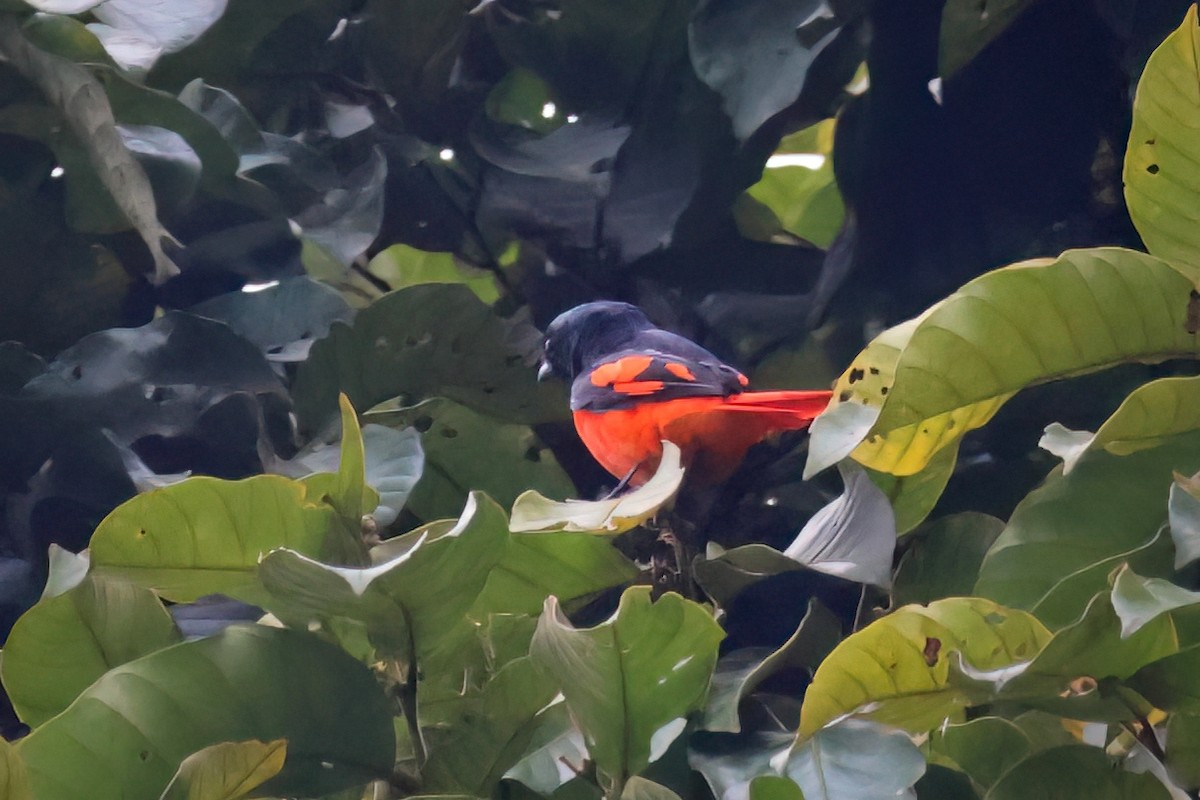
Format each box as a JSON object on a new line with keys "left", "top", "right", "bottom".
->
{"left": 737, "top": 372, "right": 749, "bottom": 387}
{"left": 611, "top": 380, "right": 666, "bottom": 395}
{"left": 590, "top": 355, "right": 655, "bottom": 388}
{"left": 664, "top": 362, "right": 697, "bottom": 381}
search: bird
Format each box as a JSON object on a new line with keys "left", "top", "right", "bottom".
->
{"left": 538, "top": 301, "right": 833, "bottom": 488}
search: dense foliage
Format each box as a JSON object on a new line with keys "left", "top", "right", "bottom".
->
{"left": 2, "top": 0, "right": 1200, "bottom": 798}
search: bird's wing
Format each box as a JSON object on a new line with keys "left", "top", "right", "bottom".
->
{"left": 570, "top": 349, "right": 748, "bottom": 411}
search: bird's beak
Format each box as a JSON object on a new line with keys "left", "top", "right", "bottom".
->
{"left": 537, "top": 360, "right": 553, "bottom": 382}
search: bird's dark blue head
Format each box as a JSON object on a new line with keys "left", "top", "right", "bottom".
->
{"left": 538, "top": 301, "right": 655, "bottom": 382}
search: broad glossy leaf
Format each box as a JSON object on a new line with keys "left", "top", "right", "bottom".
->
{"left": 865, "top": 441, "right": 958, "bottom": 533}
{"left": 985, "top": 745, "right": 1170, "bottom": 800}
{"left": 688, "top": 730, "right": 795, "bottom": 800}
{"left": 693, "top": 543, "right": 805, "bottom": 607}
{"left": 293, "top": 284, "right": 562, "bottom": 433}
{"left": 807, "top": 248, "right": 1200, "bottom": 478}
{"left": 894, "top": 513, "right": 1005, "bottom": 606}
{"left": 702, "top": 599, "right": 841, "bottom": 733}
{"left": 372, "top": 397, "right": 573, "bottom": 522}
{"left": 784, "top": 719, "right": 925, "bottom": 800}
{"left": 257, "top": 492, "right": 509, "bottom": 660}
{"left": 927, "top": 717, "right": 1031, "bottom": 793}
{"left": 1039, "top": 376, "right": 1200, "bottom": 474}
{"left": 368, "top": 244, "right": 499, "bottom": 304}
{"left": 740, "top": 120, "right": 844, "bottom": 248}
{"left": 1124, "top": 5, "right": 1200, "bottom": 270}
{"left": 16, "top": 626, "right": 395, "bottom": 799}
{"left": 976, "top": 429, "right": 1200, "bottom": 627}
{"left": 2, "top": 574, "right": 181, "bottom": 727}
{"left": 1129, "top": 641, "right": 1200, "bottom": 713}
{"left": 422, "top": 658, "right": 559, "bottom": 795}
{"left": 689, "top": 0, "right": 842, "bottom": 140}
{"left": 302, "top": 394, "right": 376, "bottom": 523}
{"left": 91, "top": 0, "right": 226, "bottom": 71}
{"left": 784, "top": 461, "right": 895, "bottom": 589}
{"left": 799, "top": 597, "right": 1050, "bottom": 737}
{"left": 502, "top": 702, "right": 588, "bottom": 795}
{"left": 159, "top": 739, "right": 287, "bottom": 800}
{"left": 90, "top": 475, "right": 356, "bottom": 603}
{"left": 530, "top": 587, "right": 724, "bottom": 790}
{"left": 0, "top": 738, "right": 31, "bottom": 800}
{"left": 511, "top": 441, "right": 684, "bottom": 534}
{"left": 621, "top": 777, "right": 683, "bottom": 800}
{"left": 189, "top": 277, "right": 354, "bottom": 363}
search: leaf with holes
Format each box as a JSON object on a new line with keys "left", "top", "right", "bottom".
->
{"left": 807, "top": 247, "right": 1200, "bottom": 479}
{"left": 89, "top": 475, "right": 360, "bottom": 603}
{"left": 799, "top": 597, "right": 1050, "bottom": 738}
{"left": 1125, "top": 5, "right": 1200, "bottom": 271}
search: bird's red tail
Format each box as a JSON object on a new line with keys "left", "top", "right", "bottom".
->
{"left": 720, "top": 390, "right": 834, "bottom": 428}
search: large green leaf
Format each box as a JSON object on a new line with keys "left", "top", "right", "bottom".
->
{"left": 784, "top": 719, "right": 926, "bottom": 800}
{"left": 1124, "top": 5, "right": 1200, "bottom": 270}
{"left": 293, "top": 284, "right": 563, "bottom": 434}
{"left": 370, "top": 397, "right": 575, "bottom": 522}
{"left": 939, "top": 0, "right": 1035, "bottom": 77}
{"left": 1110, "top": 565, "right": 1200, "bottom": 638}
{"left": 421, "top": 657, "right": 559, "bottom": 795}
{"left": 530, "top": 587, "right": 725, "bottom": 794}
{"left": 806, "top": 248, "right": 1200, "bottom": 478}
{"left": 15, "top": 626, "right": 395, "bottom": 800}
{"left": 739, "top": 119, "right": 844, "bottom": 248}
{"left": 927, "top": 717, "right": 1031, "bottom": 794}
{"left": 2, "top": 574, "right": 181, "bottom": 727}
{"left": 0, "top": 738, "right": 32, "bottom": 800}
{"left": 1166, "top": 712, "right": 1200, "bottom": 790}
{"left": 894, "top": 512, "right": 1005, "bottom": 606}
{"left": 799, "top": 597, "right": 1051, "bottom": 737}
{"left": 984, "top": 745, "right": 1170, "bottom": 800}
{"left": 975, "top": 425, "right": 1200, "bottom": 627}
{"left": 257, "top": 492, "right": 509, "bottom": 661}
{"left": 301, "top": 394, "right": 379, "bottom": 524}
{"left": 158, "top": 739, "right": 287, "bottom": 800}
{"left": 89, "top": 475, "right": 359, "bottom": 603}
{"left": 1039, "top": 375, "right": 1200, "bottom": 474}
{"left": 368, "top": 244, "right": 500, "bottom": 304}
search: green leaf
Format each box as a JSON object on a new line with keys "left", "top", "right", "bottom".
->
{"left": 0, "top": 738, "right": 32, "bottom": 800}
{"left": 939, "top": 0, "right": 1035, "bottom": 77}
{"left": 740, "top": 119, "right": 844, "bottom": 248}
{"left": 2, "top": 574, "right": 181, "bottom": 727}
{"left": 257, "top": 492, "right": 509, "bottom": 661}
{"left": 371, "top": 397, "right": 574, "bottom": 523}
{"left": 1129, "top": 641, "right": 1200, "bottom": 713}
{"left": 16, "top": 626, "right": 395, "bottom": 799}
{"left": 293, "top": 284, "right": 563, "bottom": 434}
{"left": 927, "top": 717, "right": 1031, "bottom": 793}
{"left": 502, "top": 701, "right": 588, "bottom": 795}
{"left": 1038, "top": 375, "right": 1200, "bottom": 475}
{"left": 368, "top": 244, "right": 500, "bottom": 304}
{"left": 688, "top": 731, "right": 795, "bottom": 800}
{"left": 422, "top": 657, "right": 560, "bottom": 796}
{"left": 0, "top": 16, "right": 177, "bottom": 283}
{"left": 748, "top": 775, "right": 803, "bottom": 800}
{"left": 799, "top": 597, "right": 1051, "bottom": 737}
{"left": 984, "top": 745, "right": 1170, "bottom": 800}
{"left": 865, "top": 441, "right": 958, "bottom": 533}
{"left": 1111, "top": 566, "right": 1200, "bottom": 638}
{"left": 894, "top": 513, "right": 1005, "bottom": 606}
{"left": 301, "top": 393, "right": 378, "bottom": 524}
{"left": 807, "top": 248, "right": 1200, "bottom": 478}
{"left": 158, "top": 739, "right": 287, "bottom": 800}
{"left": 975, "top": 428, "right": 1200, "bottom": 627}
{"left": 510, "top": 441, "right": 684, "bottom": 534}
{"left": 693, "top": 543, "right": 806, "bottom": 607}
{"left": 1124, "top": 5, "right": 1200, "bottom": 270}
{"left": 784, "top": 719, "right": 926, "bottom": 800}
{"left": 1170, "top": 472, "right": 1200, "bottom": 568}
{"left": 702, "top": 599, "right": 841, "bottom": 733}
{"left": 485, "top": 67, "right": 563, "bottom": 136}
{"left": 1166, "top": 712, "right": 1200, "bottom": 790}
{"left": 530, "top": 587, "right": 725, "bottom": 792}
{"left": 89, "top": 475, "right": 359, "bottom": 603}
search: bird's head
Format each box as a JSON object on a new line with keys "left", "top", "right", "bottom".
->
{"left": 538, "top": 301, "right": 654, "bottom": 382}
